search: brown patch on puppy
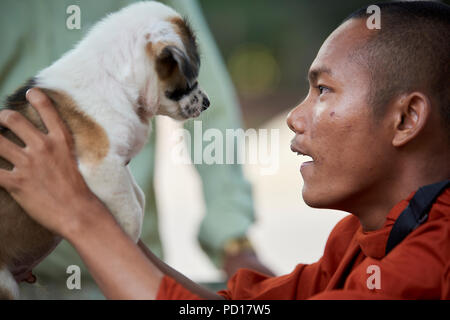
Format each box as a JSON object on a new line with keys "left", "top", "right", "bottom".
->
{"left": 42, "top": 89, "right": 110, "bottom": 164}
{"left": 0, "top": 81, "right": 109, "bottom": 291}
{"left": 146, "top": 41, "right": 183, "bottom": 86}
{"left": 136, "top": 96, "right": 153, "bottom": 124}
{"left": 152, "top": 44, "right": 179, "bottom": 80}
{"left": 146, "top": 41, "right": 170, "bottom": 60}
{"left": 1, "top": 82, "right": 109, "bottom": 165}
{"left": 145, "top": 41, "right": 156, "bottom": 57}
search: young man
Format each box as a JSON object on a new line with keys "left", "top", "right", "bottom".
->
{"left": 0, "top": 1, "right": 449, "bottom": 299}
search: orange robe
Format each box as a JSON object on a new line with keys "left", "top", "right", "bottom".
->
{"left": 157, "top": 188, "right": 450, "bottom": 299}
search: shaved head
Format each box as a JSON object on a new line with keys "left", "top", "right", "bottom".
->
{"left": 344, "top": 1, "right": 450, "bottom": 141}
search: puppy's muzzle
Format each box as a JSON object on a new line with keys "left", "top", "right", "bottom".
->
{"left": 180, "top": 86, "right": 210, "bottom": 118}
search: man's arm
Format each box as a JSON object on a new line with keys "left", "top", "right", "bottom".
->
{"left": 65, "top": 200, "right": 163, "bottom": 299}
{"left": 0, "top": 88, "right": 222, "bottom": 299}
{"left": 137, "top": 240, "right": 224, "bottom": 299}
{"left": 67, "top": 200, "right": 222, "bottom": 299}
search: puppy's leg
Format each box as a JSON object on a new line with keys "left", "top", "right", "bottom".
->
{"left": 79, "top": 158, "right": 144, "bottom": 243}
{"left": 0, "top": 264, "right": 19, "bottom": 300}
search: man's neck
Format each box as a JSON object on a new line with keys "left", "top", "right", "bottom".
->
{"left": 352, "top": 157, "right": 449, "bottom": 232}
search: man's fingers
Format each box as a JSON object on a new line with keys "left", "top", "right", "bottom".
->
{"left": 0, "top": 109, "right": 43, "bottom": 147}
{"left": 26, "top": 88, "right": 69, "bottom": 139}
{"left": 0, "top": 135, "right": 25, "bottom": 165}
{"left": 0, "top": 168, "right": 13, "bottom": 190}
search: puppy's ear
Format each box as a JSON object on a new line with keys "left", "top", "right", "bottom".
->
{"left": 155, "top": 45, "right": 197, "bottom": 87}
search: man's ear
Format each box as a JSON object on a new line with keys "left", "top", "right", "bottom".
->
{"left": 391, "top": 92, "right": 431, "bottom": 147}
{"left": 155, "top": 45, "right": 197, "bottom": 87}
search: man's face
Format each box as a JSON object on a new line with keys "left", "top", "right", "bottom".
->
{"left": 287, "top": 19, "right": 393, "bottom": 211}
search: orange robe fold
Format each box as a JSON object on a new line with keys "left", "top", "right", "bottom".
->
{"left": 157, "top": 188, "right": 450, "bottom": 300}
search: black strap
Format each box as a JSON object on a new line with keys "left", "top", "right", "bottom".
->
{"left": 385, "top": 179, "right": 450, "bottom": 255}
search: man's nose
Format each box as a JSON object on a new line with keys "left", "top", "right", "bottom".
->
{"left": 286, "top": 104, "right": 305, "bottom": 134}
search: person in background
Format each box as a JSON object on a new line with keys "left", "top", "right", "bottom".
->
{"left": 0, "top": 0, "right": 272, "bottom": 299}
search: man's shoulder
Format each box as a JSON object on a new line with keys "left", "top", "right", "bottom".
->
{"left": 430, "top": 188, "right": 450, "bottom": 220}
{"left": 404, "top": 187, "right": 450, "bottom": 249}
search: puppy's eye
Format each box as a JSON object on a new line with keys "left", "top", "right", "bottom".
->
{"left": 125, "top": 159, "right": 131, "bottom": 166}
{"left": 165, "top": 81, "right": 199, "bottom": 101}
{"left": 165, "top": 88, "right": 184, "bottom": 101}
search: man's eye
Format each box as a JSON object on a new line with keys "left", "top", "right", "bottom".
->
{"left": 317, "top": 85, "right": 330, "bottom": 95}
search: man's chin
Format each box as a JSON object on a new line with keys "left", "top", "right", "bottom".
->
{"left": 302, "top": 185, "right": 351, "bottom": 212}
{"left": 302, "top": 185, "right": 333, "bottom": 209}
{"left": 302, "top": 186, "right": 320, "bottom": 208}
{"left": 303, "top": 195, "right": 324, "bottom": 208}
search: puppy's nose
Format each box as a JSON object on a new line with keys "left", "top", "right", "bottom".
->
{"left": 202, "top": 97, "right": 210, "bottom": 110}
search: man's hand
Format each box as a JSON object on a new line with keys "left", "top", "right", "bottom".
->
{"left": 0, "top": 88, "right": 98, "bottom": 237}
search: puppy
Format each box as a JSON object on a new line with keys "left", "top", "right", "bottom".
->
{"left": 0, "top": 1, "right": 210, "bottom": 299}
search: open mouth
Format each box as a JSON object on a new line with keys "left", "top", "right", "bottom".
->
{"left": 299, "top": 155, "right": 314, "bottom": 162}
{"left": 298, "top": 154, "right": 314, "bottom": 169}
{"left": 290, "top": 143, "right": 315, "bottom": 168}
